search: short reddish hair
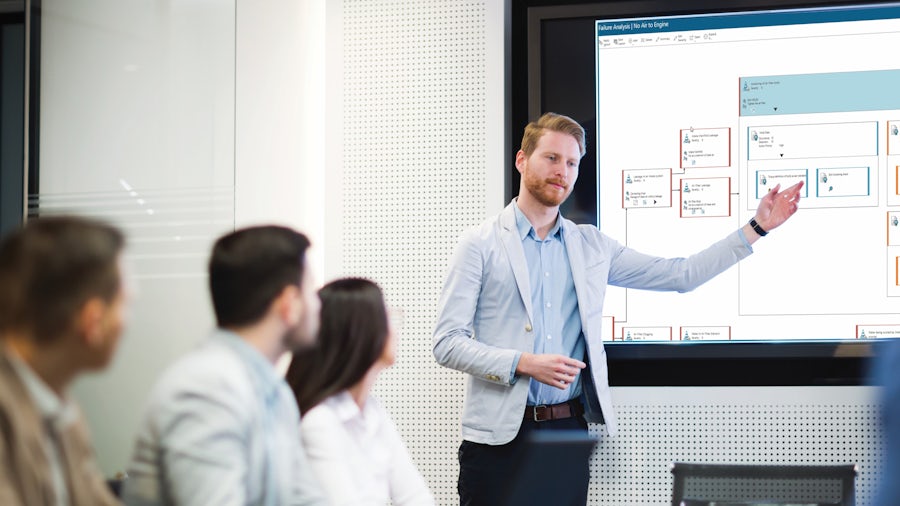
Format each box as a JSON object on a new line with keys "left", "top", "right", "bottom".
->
{"left": 520, "top": 112, "right": 586, "bottom": 158}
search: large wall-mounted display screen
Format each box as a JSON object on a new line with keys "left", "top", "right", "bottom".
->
{"left": 513, "top": 1, "right": 900, "bottom": 384}
{"left": 594, "top": 4, "right": 900, "bottom": 344}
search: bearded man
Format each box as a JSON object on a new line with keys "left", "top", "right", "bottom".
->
{"left": 433, "top": 112, "right": 804, "bottom": 505}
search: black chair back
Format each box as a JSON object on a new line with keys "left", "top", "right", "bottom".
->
{"left": 670, "top": 462, "right": 857, "bottom": 506}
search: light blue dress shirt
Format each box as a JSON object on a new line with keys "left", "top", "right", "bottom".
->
{"left": 122, "top": 329, "right": 327, "bottom": 506}
{"left": 512, "top": 203, "right": 585, "bottom": 406}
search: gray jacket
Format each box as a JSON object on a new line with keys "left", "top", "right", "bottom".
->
{"left": 434, "top": 200, "right": 752, "bottom": 444}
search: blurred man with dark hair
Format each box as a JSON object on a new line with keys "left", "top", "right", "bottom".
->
{"left": 0, "top": 216, "right": 128, "bottom": 506}
{"left": 122, "top": 225, "right": 327, "bottom": 506}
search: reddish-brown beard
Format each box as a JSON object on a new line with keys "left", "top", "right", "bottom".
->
{"left": 525, "top": 173, "right": 570, "bottom": 207}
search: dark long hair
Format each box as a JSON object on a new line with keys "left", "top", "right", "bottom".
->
{"left": 286, "top": 277, "right": 389, "bottom": 414}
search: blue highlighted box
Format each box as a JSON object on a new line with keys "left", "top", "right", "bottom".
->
{"left": 741, "top": 70, "right": 900, "bottom": 117}
{"left": 754, "top": 169, "right": 809, "bottom": 199}
{"left": 815, "top": 167, "right": 871, "bottom": 197}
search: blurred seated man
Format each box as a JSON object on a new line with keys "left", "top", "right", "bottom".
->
{"left": 0, "top": 216, "right": 129, "bottom": 506}
{"left": 122, "top": 225, "right": 328, "bottom": 506}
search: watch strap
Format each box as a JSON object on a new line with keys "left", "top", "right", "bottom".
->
{"left": 749, "top": 217, "right": 768, "bottom": 237}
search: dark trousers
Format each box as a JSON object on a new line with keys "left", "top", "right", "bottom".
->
{"left": 457, "top": 415, "right": 590, "bottom": 506}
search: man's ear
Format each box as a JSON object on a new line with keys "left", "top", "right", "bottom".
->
{"left": 276, "top": 284, "right": 302, "bottom": 326}
{"left": 515, "top": 150, "right": 527, "bottom": 174}
{"left": 77, "top": 297, "right": 106, "bottom": 347}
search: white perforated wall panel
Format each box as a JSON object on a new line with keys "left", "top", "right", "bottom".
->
{"left": 328, "top": 2, "right": 884, "bottom": 506}
{"left": 325, "top": 1, "right": 505, "bottom": 504}
{"left": 593, "top": 387, "right": 882, "bottom": 505}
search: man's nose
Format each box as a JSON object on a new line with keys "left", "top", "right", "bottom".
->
{"left": 553, "top": 160, "right": 567, "bottom": 178}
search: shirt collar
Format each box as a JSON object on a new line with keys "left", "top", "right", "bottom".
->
{"left": 513, "top": 199, "right": 563, "bottom": 241}
{"left": 323, "top": 390, "right": 381, "bottom": 431}
{"left": 213, "top": 329, "right": 284, "bottom": 404}
{"left": 5, "top": 350, "right": 78, "bottom": 430}
{"left": 326, "top": 390, "right": 363, "bottom": 423}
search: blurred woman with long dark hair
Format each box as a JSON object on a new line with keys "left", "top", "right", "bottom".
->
{"left": 286, "top": 277, "right": 434, "bottom": 506}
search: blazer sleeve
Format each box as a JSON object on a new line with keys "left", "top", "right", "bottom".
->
{"left": 123, "top": 371, "right": 258, "bottom": 506}
{"left": 154, "top": 385, "right": 252, "bottom": 506}
{"left": 606, "top": 229, "right": 751, "bottom": 292}
{"left": 432, "top": 228, "right": 520, "bottom": 386}
{"left": 0, "top": 436, "right": 25, "bottom": 506}
{"left": 65, "top": 416, "right": 122, "bottom": 506}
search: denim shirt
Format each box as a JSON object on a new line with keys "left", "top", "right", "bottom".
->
{"left": 122, "top": 329, "right": 327, "bottom": 506}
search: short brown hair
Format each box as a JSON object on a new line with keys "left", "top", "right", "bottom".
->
{"left": 208, "top": 225, "right": 310, "bottom": 328}
{"left": 520, "top": 112, "right": 586, "bottom": 158}
{"left": 0, "top": 216, "right": 125, "bottom": 344}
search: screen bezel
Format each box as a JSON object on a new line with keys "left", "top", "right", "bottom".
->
{"left": 508, "top": 0, "right": 893, "bottom": 386}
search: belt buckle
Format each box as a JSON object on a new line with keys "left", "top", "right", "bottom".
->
{"left": 533, "top": 404, "right": 549, "bottom": 422}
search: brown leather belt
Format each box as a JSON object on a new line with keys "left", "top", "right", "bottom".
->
{"left": 524, "top": 400, "right": 584, "bottom": 422}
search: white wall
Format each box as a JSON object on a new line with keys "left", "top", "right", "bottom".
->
{"left": 323, "top": 1, "right": 506, "bottom": 503}
{"left": 38, "top": 0, "right": 328, "bottom": 475}
{"left": 39, "top": 0, "right": 235, "bottom": 475}
{"left": 234, "top": 0, "right": 326, "bottom": 277}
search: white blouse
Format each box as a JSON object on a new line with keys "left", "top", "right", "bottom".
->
{"left": 300, "top": 391, "right": 435, "bottom": 506}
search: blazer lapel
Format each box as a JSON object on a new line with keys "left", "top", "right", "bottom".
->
{"left": 0, "top": 354, "right": 58, "bottom": 505}
{"left": 563, "top": 222, "right": 591, "bottom": 328}
{"left": 499, "top": 203, "right": 534, "bottom": 323}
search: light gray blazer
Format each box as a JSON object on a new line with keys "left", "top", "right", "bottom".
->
{"left": 433, "top": 200, "right": 752, "bottom": 445}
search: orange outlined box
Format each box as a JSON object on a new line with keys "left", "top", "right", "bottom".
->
{"left": 679, "top": 326, "right": 732, "bottom": 341}
{"left": 622, "top": 168, "right": 672, "bottom": 209}
{"left": 856, "top": 324, "right": 900, "bottom": 339}
{"left": 679, "top": 177, "right": 731, "bottom": 218}
{"left": 680, "top": 127, "right": 731, "bottom": 169}
{"left": 620, "top": 326, "right": 672, "bottom": 341}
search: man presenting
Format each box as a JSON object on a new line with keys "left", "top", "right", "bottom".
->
{"left": 433, "top": 112, "right": 803, "bottom": 505}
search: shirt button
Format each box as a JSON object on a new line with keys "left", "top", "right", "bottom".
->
{"left": 547, "top": 335, "right": 552, "bottom": 340}
{"left": 544, "top": 271, "right": 550, "bottom": 277}
{"left": 545, "top": 302, "right": 551, "bottom": 308}
{"left": 525, "top": 324, "right": 533, "bottom": 332}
